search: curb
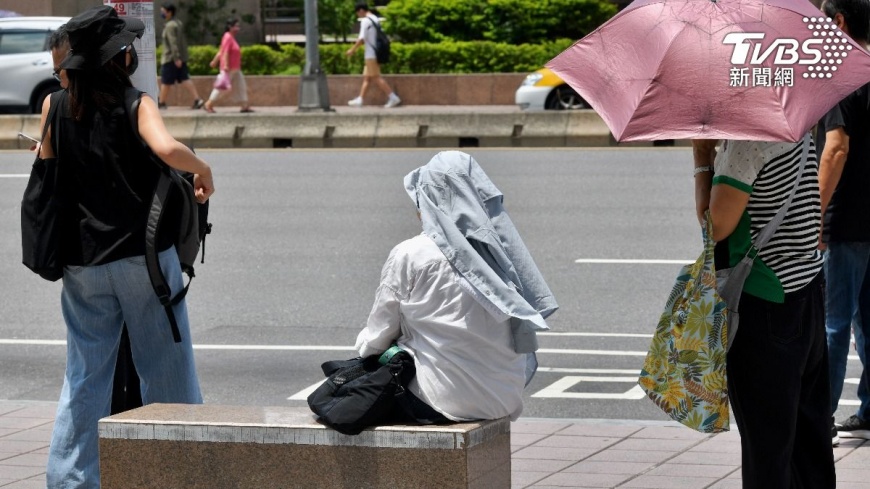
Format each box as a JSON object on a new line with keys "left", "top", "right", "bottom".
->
{"left": 1, "top": 107, "right": 681, "bottom": 149}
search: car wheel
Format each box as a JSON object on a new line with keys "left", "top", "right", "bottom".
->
{"left": 31, "top": 83, "right": 61, "bottom": 114}
{"left": 545, "top": 85, "right": 589, "bottom": 110}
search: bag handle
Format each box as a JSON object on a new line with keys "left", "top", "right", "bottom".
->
{"left": 38, "top": 91, "right": 64, "bottom": 158}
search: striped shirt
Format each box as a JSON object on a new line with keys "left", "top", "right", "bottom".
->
{"left": 713, "top": 138, "right": 823, "bottom": 302}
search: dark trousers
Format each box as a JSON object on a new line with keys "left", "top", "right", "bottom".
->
{"left": 728, "top": 274, "right": 836, "bottom": 489}
{"left": 727, "top": 273, "right": 835, "bottom": 489}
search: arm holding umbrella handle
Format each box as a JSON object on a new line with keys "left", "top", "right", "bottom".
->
{"left": 692, "top": 139, "right": 719, "bottom": 227}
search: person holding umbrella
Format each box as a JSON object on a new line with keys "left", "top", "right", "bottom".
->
{"left": 693, "top": 137, "right": 834, "bottom": 488}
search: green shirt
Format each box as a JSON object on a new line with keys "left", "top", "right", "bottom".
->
{"left": 161, "top": 18, "right": 188, "bottom": 64}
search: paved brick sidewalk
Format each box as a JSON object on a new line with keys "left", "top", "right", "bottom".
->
{"left": 2, "top": 400, "right": 869, "bottom": 488}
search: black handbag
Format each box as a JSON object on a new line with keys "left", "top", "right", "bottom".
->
{"left": 307, "top": 345, "right": 415, "bottom": 435}
{"left": 21, "top": 91, "right": 65, "bottom": 281}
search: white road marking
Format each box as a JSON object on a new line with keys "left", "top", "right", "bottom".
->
{"left": 537, "top": 367, "right": 639, "bottom": 374}
{"left": 192, "top": 345, "right": 355, "bottom": 351}
{"left": 575, "top": 259, "right": 693, "bottom": 265}
{"left": 532, "top": 376, "right": 647, "bottom": 400}
{"left": 539, "top": 332, "right": 653, "bottom": 338}
{"left": 0, "top": 340, "right": 356, "bottom": 351}
{"left": 537, "top": 348, "right": 648, "bottom": 356}
{"left": 0, "top": 174, "right": 28, "bottom": 178}
{"left": 288, "top": 380, "right": 325, "bottom": 401}
{"left": 0, "top": 340, "right": 861, "bottom": 362}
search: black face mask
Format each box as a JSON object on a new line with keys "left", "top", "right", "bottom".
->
{"left": 126, "top": 44, "right": 139, "bottom": 75}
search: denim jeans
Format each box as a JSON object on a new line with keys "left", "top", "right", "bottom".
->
{"left": 727, "top": 273, "right": 835, "bottom": 489}
{"left": 47, "top": 247, "right": 202, "bottom": 489}
{"left": 825, "top": 242, "right": 870, "bottom": 420}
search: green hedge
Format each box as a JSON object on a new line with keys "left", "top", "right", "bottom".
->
{"left": 160, "top": 40, "right": 574, "bottom": 76}
{"left": 383, "top": 0, "right": 616, "bottom": 44}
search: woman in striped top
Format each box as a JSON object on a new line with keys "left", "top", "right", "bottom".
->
{"left": 693, "top": 137, "right": 835, "bottom": 488}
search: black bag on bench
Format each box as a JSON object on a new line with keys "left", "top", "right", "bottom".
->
{"left": 307, "top": 345, "right": 415, "bottom": 435}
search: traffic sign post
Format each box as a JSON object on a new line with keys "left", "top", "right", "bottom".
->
{"left": 104, "top": 0, "right": 159, "bottom": 99}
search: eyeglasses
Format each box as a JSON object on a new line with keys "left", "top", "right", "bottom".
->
{"left": 52, "top": 69, "right": 61, "bottom": 82}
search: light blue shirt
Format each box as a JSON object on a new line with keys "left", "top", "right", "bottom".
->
{"left": 403, "top": 151, "right": 558, "bottom": 357}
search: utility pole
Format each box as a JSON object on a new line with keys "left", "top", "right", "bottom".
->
{"left": 298, "top": 0, "right": 332, "bottom": 111}
{"left": 104, "top": 0, "right": 158, "bottom": 99}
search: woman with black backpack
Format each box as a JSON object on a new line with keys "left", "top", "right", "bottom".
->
{"left": 35, "top": 6, "right": 214, "bottom": 487}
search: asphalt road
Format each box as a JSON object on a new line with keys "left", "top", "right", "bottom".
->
{"left": 0, "top": 148, "right": 863, "bottom": 421}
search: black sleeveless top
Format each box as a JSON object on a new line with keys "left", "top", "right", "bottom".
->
{"left": 54, "top": 92, "right": 173, "bottom": 266}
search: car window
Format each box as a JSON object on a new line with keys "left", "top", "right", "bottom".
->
{"left": 0, "top": 31, "right": 49, "bottom": 55}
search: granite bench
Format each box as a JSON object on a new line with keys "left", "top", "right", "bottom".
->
{"left": 98, "top": 403, "right": 511, "bottom": 489}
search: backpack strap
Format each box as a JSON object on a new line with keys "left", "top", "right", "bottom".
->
{"left": 124, "top": 87, "right": 192, "bottom": 343}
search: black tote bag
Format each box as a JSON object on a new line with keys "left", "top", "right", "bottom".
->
{"left": 21, "top": 91, "right": 65, "bottom": 281}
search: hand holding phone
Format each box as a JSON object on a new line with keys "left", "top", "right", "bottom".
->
{"left": 18, "top": 132, "right": 39, "bottom": 144}
{"left": 18, "top": 132, "right": 40, "bottom": 152}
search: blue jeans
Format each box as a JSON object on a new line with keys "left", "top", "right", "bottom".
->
{"left": 825, "top": 242, "right": 870, "bottom": 420}
{"left": 47, "top": 247, "right": 202, "bottom": 488}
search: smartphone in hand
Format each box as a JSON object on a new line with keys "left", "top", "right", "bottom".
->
{"left": 18, "top": 132, "right": 39, "bottom": 144}
{"left": 18, "top": 132, "right": 41, "bottom": 152}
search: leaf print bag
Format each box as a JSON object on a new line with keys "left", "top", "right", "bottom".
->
{"left": 638, "top": 212, "right": 730, "bottom": 433}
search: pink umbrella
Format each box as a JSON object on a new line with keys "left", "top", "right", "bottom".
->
{"left": 547, "top": 0, "right": 870, "bottom": 142}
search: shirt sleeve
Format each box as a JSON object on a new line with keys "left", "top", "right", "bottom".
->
{"left": 712, "top": 140, "right": 764, "bottom": 194}
{"left": 355, "top": 244, "right": 413, "bottom": 358}
{"left": 821, "top": 103, "right": 846, "bottom": 134}
{"left": 165, "top": 23, "right": 180, "bottom": 60}
{"left": 357, "top": 18, "right": 370, "bottom": 41}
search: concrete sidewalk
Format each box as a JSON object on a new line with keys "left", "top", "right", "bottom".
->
{"left": 2, "top": 400, "right": 869, "bottom": 488}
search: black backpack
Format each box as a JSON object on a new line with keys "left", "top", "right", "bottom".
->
{"left": 370, "top": 17, "right": 391, "bottom": 64}
{"left": 124, "top": 88, "right": 212, "bottom": 343}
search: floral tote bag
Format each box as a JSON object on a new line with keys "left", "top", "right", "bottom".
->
{"left": 638, "top": 212, "right": 730, "bottom": 433}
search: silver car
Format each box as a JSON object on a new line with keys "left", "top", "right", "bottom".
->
{"left": 0, "top": 17, "right": 68, "bottom": 113}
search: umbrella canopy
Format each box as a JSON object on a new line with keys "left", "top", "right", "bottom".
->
{"left": 547, "top": 0, "right": 870, "bottom": 142}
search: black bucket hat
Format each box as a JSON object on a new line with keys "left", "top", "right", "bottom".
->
{"left": 60, "top": 6, "right": 145, "bottom": 70}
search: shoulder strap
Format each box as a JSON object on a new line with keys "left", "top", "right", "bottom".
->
{"left": 40, "top": 91, "right": 65, "bottom": 158}
{"left": 41, "top": 91, "right": 62, "bottom": 142}
{"left": 749, "top": 133, "right": 810, "bottom": 254}
{"left": 124, "top": 87, "right": 188, "bottom": 343}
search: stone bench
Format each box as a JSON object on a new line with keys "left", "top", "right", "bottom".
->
{"left": 98, "top": 403, "right": 511, "bottom": 489}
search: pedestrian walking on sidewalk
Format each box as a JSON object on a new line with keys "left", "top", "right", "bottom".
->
{"left": 693, "top": 138, "right": 835, "bottom": 488}
{"left": 157, "top": 3, "right": 204, "bottom": 110}
{"left": 37, "top": 6, "right": 213, "bottom": 487}
{"left": 203, "top": 18, "right": 253, "bottom": 113}
{"left": 345, "top": 1, "right": 401, "bottom": 108}
{"left": 816, "top": 0, "right": 870, "bottom": 444}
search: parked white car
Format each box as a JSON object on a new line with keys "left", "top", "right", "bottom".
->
{"left": 515, "top": 68, "right": 590, "bottom": 111}
{"left": 0, "top": 17, "right": 68, "bottom": 113}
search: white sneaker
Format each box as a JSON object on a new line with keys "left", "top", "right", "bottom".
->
{"left": 385, "top": 94, "right": 401, "bottom": 108}
{"left": 348, "top": 96, "right": 363, "bottom": 107}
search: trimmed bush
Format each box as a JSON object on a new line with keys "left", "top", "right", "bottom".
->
{"left": 385, "top": 0, "right": 616, "bottom": 44}
{"left": 323, "top": 39, "right": 575, "bottom": 74}
{"left": 159, "top": 39, "right": 574, "bottom": 76}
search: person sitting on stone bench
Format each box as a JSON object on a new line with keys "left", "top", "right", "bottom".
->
{"left": 355, "top": 151, "right": 558, "bottom": 423}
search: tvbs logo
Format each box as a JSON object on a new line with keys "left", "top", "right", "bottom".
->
{"left": 723, "top": 17, "right": 852, "bottom": 76}
{"left": 723, "top": 33, "right": 823, "bottom": 65}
